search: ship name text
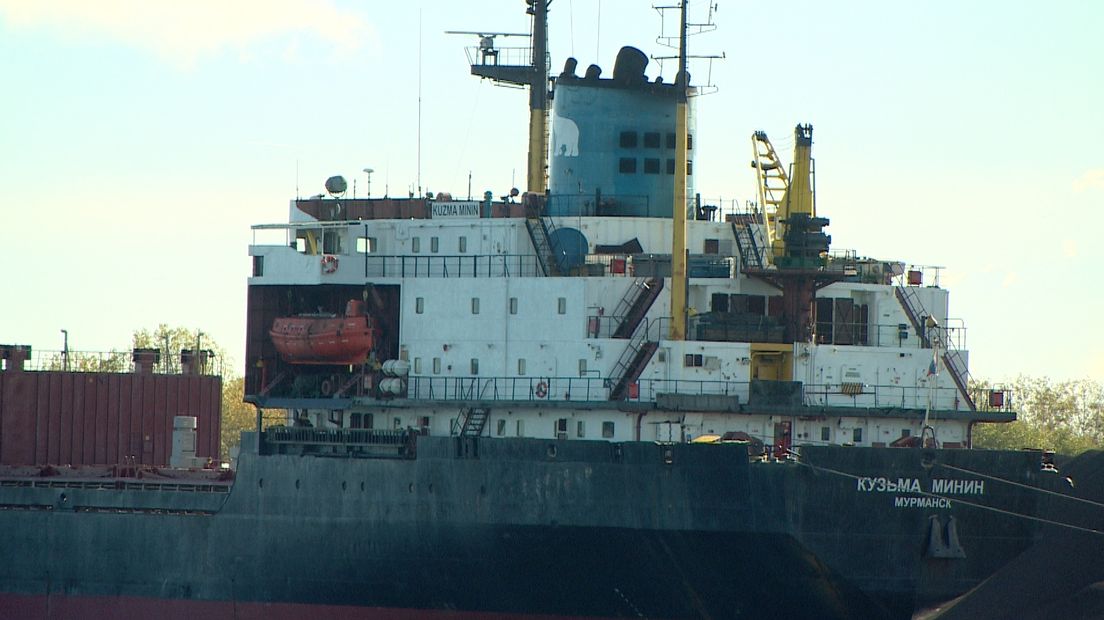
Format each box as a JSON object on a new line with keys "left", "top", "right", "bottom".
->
{"left": 856, "top": 477, "right": 985, "bottom": 495}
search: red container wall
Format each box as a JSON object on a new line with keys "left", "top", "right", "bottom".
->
{"left": 0, "top": 371, "right": 221, "bottom": 466}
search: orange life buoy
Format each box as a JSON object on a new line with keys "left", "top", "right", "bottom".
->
{"left": 321, "top": 254, "right": 339, "bottom": 274}
{"left": 535, "top": 381, "right": 548, "bottom": 399}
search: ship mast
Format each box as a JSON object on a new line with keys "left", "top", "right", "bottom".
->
{"left": 453, "top": 1, "right": 550, "bottom": 194}
{"left": 669, "top": 0, "right": 690, "bottom": 341}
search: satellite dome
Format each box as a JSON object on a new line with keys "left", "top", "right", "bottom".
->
{"left": 325, "top": 176, "right": 348, "bottom": 196}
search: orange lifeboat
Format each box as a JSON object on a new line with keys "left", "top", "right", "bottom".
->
{"left": 270, "top": 300, "right": 377, "bottom": 365}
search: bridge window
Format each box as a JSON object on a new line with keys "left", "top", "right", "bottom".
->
{"left": 853, "top": 428, "right": 863, "bottom": 443}
{"left": 821, "top": 426, "right": 830, "bottom": 442}
{"left": 619, "top": 131, "right": 637, "bottom": 148}
{"left": 643, "top": 158, "right": 660, "bottom": 174}
{"left": 415, "top": 297, "right": 424, "bottom": 314}
{"left": 497, "top": 419, "right": 507, "bottom": 436}
{"left": 558, "top": 297, "right": 567, "bottom": 314}
{"left": 433, "top": 358, "right": 441, "bottom": 374}
{"left": 619, "top": 158, "right": 637, "bottom": 174}
{"left": 643, "top": 132, "right": 661, "bottom": 148}
{"left": 602, "top": 421, "right": 615, "bottom": 438}
{"left": 430, "top": 236, "right": 439, "bottom": 253}
{"left": 411, "top": 237, "right": 421, "bottom": 253}
{"left": 458, "top": 236, "right": 467, "bottom": 253}
{"left": 471, "top": 297, "right": 480, "bottom": 314}
{"left": 470, "top": 358, "right": 479, "bottom": 375}
{"left": 364, "top": 413, "right": 374, "bottom": 429}
{"left": 509, "top": 297, "right": 518, "bottom": 315}
{"left": 357, "top": 237, "right": 376, "bottom": 253}
{"left": 351, "top": 413, "right": 362, "bottom": 429}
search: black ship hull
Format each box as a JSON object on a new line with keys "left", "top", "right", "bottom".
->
{"left": 0, "top": 436, "right": 1060, "bottom": 619}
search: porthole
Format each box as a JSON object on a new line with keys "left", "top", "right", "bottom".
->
{"left": 295, "top": 479, "right": 301, "bottom": 490}
{"left": 258, "top": 478, "right": 264, "bottom": 488}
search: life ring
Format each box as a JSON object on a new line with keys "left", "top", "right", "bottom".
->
{"left": 321, "top": 254, "right": 339, "bottom": 274}
{"left": 534, "top": 381, "right": 548, "bottom": 399}
{"left": 320, "top": 378, "right": 334, "bottom": 397}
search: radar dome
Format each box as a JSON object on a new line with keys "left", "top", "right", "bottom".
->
{"left": 325, "top": 176, "right": 348, "bottom": 196}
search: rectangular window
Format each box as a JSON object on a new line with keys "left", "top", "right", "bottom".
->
{"left": 901, "top": 428, "right": 911, "bottom": 438}
{"left": 684, "top": 354, "right": 704, "bottom": 367}
{"left": 419, "top": 416, "right": 430, "bottom": 431}
{"left": 295, "top": 237, "right": 307, "bottom": 253}
{"left": 643, "top": 158, "right": 660, "bottom": 174}
{"left": 393, "top": 417, "right": 402, "bottom": 430}
{"left": 517, "top": 358, "right": 526, "bottom": 375}
{"left": 497, "top": 419, "right": 507, "bottom": 436}
{"left": 853, "top": 428, "right": 863, "bottom": 443}
{"left": 509, "top": 297, "right": 518, "bottom": 315}
{"left": 704, "top": 239, "right": 719, "bottom": 254}
{"left": 516, "top": 419, "right": 525, "bottom": 437}
{"left": 556, "top": 418, "right": 568, "bottom": 439}
{"left": 619, "top": 157, "right": 637, "bottom": 174}
{"left": 432, "top": 357, "right": 441, "bottom": 374}
{"left": 458, "top": 236, "right": 467, "bottom": 253}
{"left": 619, "top": 131, "right": 638, "bottom": 148}
{"left": 364, "top": 413, "right": 374, "bottom": 430}
{"left": 687, "top": 160, "right": 693, "bottom": 176}
{"left": 687, "top": 133, "right": 693, "bottom": 150}
{"left": 412, "top": 237, "right": 421, "bottom": 253}
{"left": 602, "top": 421, "right": 615, "bottom": 438}
{"left": 576, "top": 420, "right": 586, "bottom": 438}
{"left": 351, "top": 413, "right": 362, "bottom": 429}
{"left": 470, "top": 358, "right": 479, "bottom": 375}
{"left": 252, "top": 255, "right": 264, "bottom": 277}
{"left": 414, "top": 357, "right": 422, "bottom": 374}
{"left": 415, "top": 297, "right": 424, "bottom": 314}
{"left": 666, "top": 158, "right": 676, "bottom": 175}
{"left": 578, "top": 359, "right": 587, "bottom": 376}
{"left": 471, "top": 297, "right": 480, "bottom": 314}
{"left": 357, "top": 237, "right": 376, "bottom": 253}
{"left": 430, "top": 236, "right": 439, "bottom": 253}
{"left": 665, "top": 132, "right": 676, "bottom": 149}
{"left": 821, "top": 426, "right": 830, "bottom": 442}
{"left": 643, "top": 132, "right": 661, "bottom": 148}
{"left": 557, "top": 297, "right": 567, "bottom": 314}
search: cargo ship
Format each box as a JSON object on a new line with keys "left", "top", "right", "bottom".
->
{"left": 0, "top": 3, "right": 1092, "bottom": 619}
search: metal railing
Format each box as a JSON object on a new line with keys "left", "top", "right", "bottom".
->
{"left": 2, "top": 348, "right": 223, "bottom": 376}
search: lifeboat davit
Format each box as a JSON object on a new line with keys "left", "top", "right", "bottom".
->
{"left": 270, "top": 300, "right": 377, "bottom": 365}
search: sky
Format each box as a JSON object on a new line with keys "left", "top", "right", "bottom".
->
{"left": 1, "top": 0, "right": 1102, "bottom": 383}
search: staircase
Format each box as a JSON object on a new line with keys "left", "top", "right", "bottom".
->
{"left": 731, "top": 222, "right": 766, "bottom": 271}
{"left": 894, "top": 286, "right": 976, "bottom": 411}
{"left": 457, "top": 407, "right": 490, "bottom": 437}
{"left": 526, "top": 216, "right": 561, "bottom": 276}
{"left": 608, "top": 340, "right": 659, "bottom": 401}
{"left": 611, "top": 278, "right": 664, "bottom": 338}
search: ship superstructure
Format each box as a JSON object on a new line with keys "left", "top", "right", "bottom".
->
{"left": 243, "top": 34, "right": 1008, "bottom": 454}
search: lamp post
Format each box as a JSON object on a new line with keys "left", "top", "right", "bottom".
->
{"left": 363, "top": 168, "right": 374, "bottom": 198}
{"left": 60, "top": 329, "right": 69, "bottom": 371}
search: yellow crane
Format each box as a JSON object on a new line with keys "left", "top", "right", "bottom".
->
{"left": 751, "top": 124, "right": 817, "bottom": 266}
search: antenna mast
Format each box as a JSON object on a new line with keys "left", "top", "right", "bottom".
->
{"left": 449, "top": 1, "right": 551, "bottom": 194}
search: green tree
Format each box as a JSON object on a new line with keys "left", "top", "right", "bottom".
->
{"left": 972, "top": 375, "right": 1103, "bottom": 455}
{"left": 132, "top": 324, "right": 229, "bottom": 376}
{"left": 43, "top": 350, "right": 129, "bottom": 372}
